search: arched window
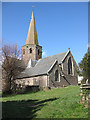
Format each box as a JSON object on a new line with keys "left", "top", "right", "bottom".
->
{"left": 23, "top": 80, "right": 25, "bottom": 86}
{"left": 55, "top": 70, "right": 58, "bottom": 81}
{"left": 23, "top": 49, "right": 25, "bottom": 54}
{"left": 68, "top": 57, "right": 72, "bottom": 74}
{"left": 29, "top": 48, "right": 32, "bottom": 53}
{"left": 38, "top": 49, "right": 40, "bottom": 55}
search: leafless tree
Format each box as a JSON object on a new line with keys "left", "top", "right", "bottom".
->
{"left": 2, "top": 44, "right": 26, "bottom": 93}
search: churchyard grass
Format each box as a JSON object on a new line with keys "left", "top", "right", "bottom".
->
{"left": 2, "top": 86, "right": 88, "bottom": 118}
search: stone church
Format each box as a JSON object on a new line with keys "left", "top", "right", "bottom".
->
{"left": 16, "top": 11, "right": 78, "bottom": 88}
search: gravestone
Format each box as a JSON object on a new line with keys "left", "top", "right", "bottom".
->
{"left": 80, "top": 80, "right": 90, "bottom": 108}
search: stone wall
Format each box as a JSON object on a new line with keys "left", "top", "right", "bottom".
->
{"left": 36, "top": 45, "right": 42, "bottom": 60}
{"left": 22, "top": 44, "right": 42, "bottom": 64}
{"left": 62, "top": 52, "right": 78, "bottom": 86}
{"left": 48, "top": 52, "right": 78, "bottom": 88}
{"left": 48, "top": 61, "right": 61, "bottom": 88}
{"left": 16, "top": 75, "right": 47, "bottom": 87}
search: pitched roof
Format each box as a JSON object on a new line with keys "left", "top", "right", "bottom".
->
{"left": 26, "top": 11, "right": 38, "bottom": 45}
{"left": 17, "top": 51, "right": 68, "bottom": 79}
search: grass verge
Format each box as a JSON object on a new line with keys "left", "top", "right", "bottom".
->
{"left": 2, "top": 86, "right": 88, "bottom": 118}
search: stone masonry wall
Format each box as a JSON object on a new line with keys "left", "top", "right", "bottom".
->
{"left": 48, "top": 52, "right": 78, "bottom": 88}
{"left": 16, "top": 75, "right": 47, "bottom": 87}
{"left": 22, "top": 44, "right": 42, "bottom": 64}
{"left": 62, "top": 52, "right": 78, "bottom": 86}
{"left": 48, "top": 62, "right": 61, "bottom": 88}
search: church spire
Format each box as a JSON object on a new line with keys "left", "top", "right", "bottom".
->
{"left": 22, "top": 11, "right": 42, "bottom": 63}
{"left": 26, "top": 11, "right": 38, "bottom": 45}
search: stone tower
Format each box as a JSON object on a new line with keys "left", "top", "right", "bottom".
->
{"left": 22, "top": 11, "right": 42, "bottom": 64}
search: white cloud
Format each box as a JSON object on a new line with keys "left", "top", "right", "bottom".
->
{"left": 42, "top": 51, "right": 47, "bottom": 58}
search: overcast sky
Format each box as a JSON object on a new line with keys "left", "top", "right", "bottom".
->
{"left": 2, "top": 2, "right": 88, "bottom": 64}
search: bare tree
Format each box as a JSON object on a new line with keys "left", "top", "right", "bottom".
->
{"left": 2, "top": 44, "right": 26, "bottom": 93}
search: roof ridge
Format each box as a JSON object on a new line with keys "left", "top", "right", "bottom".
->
{"left": 41, "top": 51, "right": 67, "bottom": 60}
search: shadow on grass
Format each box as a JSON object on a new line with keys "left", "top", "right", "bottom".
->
{"left": 2, "top": 97, "right": 59, "bottom": 119}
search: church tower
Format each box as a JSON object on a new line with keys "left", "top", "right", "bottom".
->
{"left": 22, "top": 11, "right": 42, "bottom": 64}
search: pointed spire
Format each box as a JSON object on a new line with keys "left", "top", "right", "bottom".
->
{"left": 26, "top": 11, "right": 39, "bottom": 45}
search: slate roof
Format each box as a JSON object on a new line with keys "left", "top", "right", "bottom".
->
{"left": 17, "top": 51, "right": 68, "bottom": 79}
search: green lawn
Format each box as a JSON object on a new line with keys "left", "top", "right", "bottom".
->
{"left": 2, "top": 86, "right": 88, "bottom": 119}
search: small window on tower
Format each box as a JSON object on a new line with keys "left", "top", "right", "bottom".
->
{"left": 23, "top": 49, "right": 25, "bottom": 54}
{"left": 30, "top": 48, "right": 32, "bottom": 53}
{"left": 38, "top": 49, "right": 40, "bottom": 55}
